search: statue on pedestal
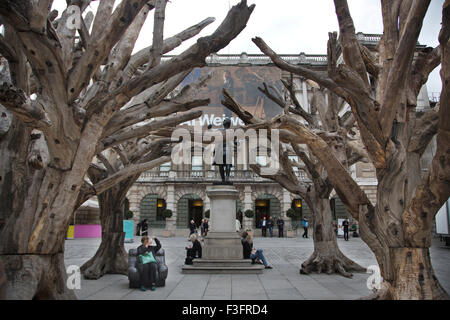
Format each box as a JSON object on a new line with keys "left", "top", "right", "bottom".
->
{"left": 210, "top": 118, "right": 235, "bottom": 184}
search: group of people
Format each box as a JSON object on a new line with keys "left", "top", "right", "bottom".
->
{"left": 189, "top": 219, "right": 209, "bottom": 238}
{"left": 260, "top": 216, "right": 285, "bottom": 237}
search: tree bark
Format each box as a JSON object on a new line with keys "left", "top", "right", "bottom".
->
{"left": 80, "top": 184, "right": 130, "bottom": 280}
{"left": 301, "top": 197, "right": 366, "bottom": 278}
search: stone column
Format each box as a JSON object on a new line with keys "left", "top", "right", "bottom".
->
{"left": 203, "top": 184, "right": 242, "bottom": 259}
{"left": 282, "top": 189, "right": 292, "bottom": 231}
{"left": 242, "top": 186, "right": 253, "bottom": 231}
{"left": 164, "top": 184, "right": 176, "bottom": 236}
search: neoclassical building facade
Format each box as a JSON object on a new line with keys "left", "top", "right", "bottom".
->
{"left": 76, "top": 33, "right": 433, "bottom": 236}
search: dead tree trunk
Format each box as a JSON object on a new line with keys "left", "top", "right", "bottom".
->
{"left": 251, "top": 0, "right": 450, "bottom": 299}
{"left": 301, "top": 195, "right": 365, "bottom": 277}
{"left": 80, "top": 185, "right": 129, "bottom": 279}
{"left": 0, "top": 0, "right": 255, "bottom": 299}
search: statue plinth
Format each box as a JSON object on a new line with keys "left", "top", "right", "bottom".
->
{"left": 181, "top": 184, "right": 264, "bottom": 274}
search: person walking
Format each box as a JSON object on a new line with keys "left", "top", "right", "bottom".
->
{"left": 267, "top": 216, "right": 274, "bottom": 237}
{"left": 343, "top": 218, "right": 350, "bottom": 241}
{"left": 240, "top": 231, "right": 273, "bottom": 269}
{"left": 140, "top": 219, "right": 149, "bottom": 236}
{"left": 277, "top": 217, "right": 285, "bottom": 238}
{"left": 302, "top": 218, "right": 309, "bottom": 238}
{"left": 136, "top": 235, "right": 161, "bottom": 292}
{"left": 261, "top": 216, "right": 267, "bottom": 237}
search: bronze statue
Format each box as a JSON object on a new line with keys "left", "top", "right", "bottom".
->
{"left": 211, "top": 118, "right": 234, "bottom": 183}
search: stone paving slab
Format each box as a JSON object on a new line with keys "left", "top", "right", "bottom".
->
{"left": 64, "top": 236, "right": 450, "bottom": 300}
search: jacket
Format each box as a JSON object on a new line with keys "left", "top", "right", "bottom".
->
{"left": 241, "top": 238, "right": 252, "bottom": 259}
{"left": 136, "top": 238, "right": 161, "bottom": 263}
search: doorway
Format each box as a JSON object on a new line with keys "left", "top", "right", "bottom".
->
{"left": 255, "top": 199, "right": 269, "bottom": 228}
{"left": 189, "top": 199, "right": 203, "bottom": 228}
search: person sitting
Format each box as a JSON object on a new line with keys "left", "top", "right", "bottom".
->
{"left": 136, "top": 235, "right": 161, "bottom": 292}
{"left": 185, "top": 234, "right": 202, "bottom": 264}
{"left": 241, "top": 231, "right": 272, "bottom": 269}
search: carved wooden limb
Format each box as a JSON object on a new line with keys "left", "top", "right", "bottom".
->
{"left": 99, "top": 110, "right": 202, "bottom": 151}
{"left": 67, "top": 0, "right": 151, "bottom": 102}
{"left": 148, "top": 0, "right": 167, "bottom": 68}
{"left": 407, "top": 107, "right": 439, "bottom": 155}
{"left": 0, "top": 83, "right": 51, "bottom": 128}
{"left": 93, "top": 156, "right": 170, "bottom": 195}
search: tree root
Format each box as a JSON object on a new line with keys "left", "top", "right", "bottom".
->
{"left": 299, "top": 249, "right": 366, "bottom": 278}
{"left": 80, "top": 233, "right": 128, "bottom": 280}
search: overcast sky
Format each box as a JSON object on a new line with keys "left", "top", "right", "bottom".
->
{"left": 53, "top": 0, "right": 445, "bottom": 94}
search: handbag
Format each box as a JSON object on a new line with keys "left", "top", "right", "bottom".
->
{"left": 139, "top": 251, "right": 156, "bottom": 264}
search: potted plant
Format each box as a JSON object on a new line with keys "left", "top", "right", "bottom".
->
{"left": 244, "top": 209, "right": 254, "bottom": 218}
{"left": 162, "top": 209, "right": 174, "bottom": 237}
{"left": 125, "top": 210, "right": 134, "bottom": 220}
{"left": 286, "top": 208, "right": 299, "bottom": 237}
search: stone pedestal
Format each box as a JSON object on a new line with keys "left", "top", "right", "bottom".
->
{"left": 182, "top": 184, "right": 264, "bottom": 274}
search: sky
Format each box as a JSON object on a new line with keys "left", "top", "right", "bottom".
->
{"left": 52, "top": 0, "right": 445, "bottom": 94}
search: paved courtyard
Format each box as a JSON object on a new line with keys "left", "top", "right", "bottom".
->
{"left": 64, "top": 235, "right": 450, "bottom": 300}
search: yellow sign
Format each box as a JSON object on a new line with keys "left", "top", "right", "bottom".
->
{"left": 66, "top": 225, "right": 74, "bottom": 239}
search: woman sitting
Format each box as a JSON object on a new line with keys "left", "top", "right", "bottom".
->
{"left": 136, "top": 235, "right": 161, "bottom": 291}
{"left": 185, "top": 234, "right": 202, "bottom": 264}
{"left": 241, "top": 231, "right": 272, "bottom": 269}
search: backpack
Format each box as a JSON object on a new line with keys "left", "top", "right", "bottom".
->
{"left": 185, "top": 257, "right": 193, "bottom": 265}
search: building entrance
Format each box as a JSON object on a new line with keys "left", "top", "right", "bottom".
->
{"left": 189, "top": 199, "right": 204, "bottom": 228}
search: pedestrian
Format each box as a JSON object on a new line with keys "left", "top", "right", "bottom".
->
{"left": 261, "top": 216, "right": 267, "bottom": 237}
{"left": 204, "top": 219, "right": 209, "bottom": 237}
{"left": 200, "top": 218, "right": 205, "bottom": 237}
{"left": 189, "top": 219, "right": 196, "bottom": 240}
{"left": 240, "top": 231, "right": 273, "bottom": 269}
{"left": 343, "top": 218, "right": 350, "bottom": 241}
{"left": 136, "top": 221, "right": 141, "bottom": 236}
{"left": 267, "top": 216, "right": 274, "bottom": 237}
{"left": 136, "top": 235, "right": 161, "bottom": 292}
{"left": 140, "top": 219, "right": 149, "bottom": 236}
{"left": 236, "top": 218, "right": 241, "bottom": 232}
{"left": 277, "top": 217, "right": 284, "bottom": 238}
{"left": 185, "top": 233, "right": 202, "bottom": 264}
{"left": 302, "top": 218, "right": 308, "bottom": 238}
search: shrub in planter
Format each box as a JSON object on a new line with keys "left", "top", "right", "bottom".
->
{"left": 204, "top": 209, "right": 210, "bottom": 219}
{"left": 286, "top": 208, "right": 298, "bottom": 220}
{"left": 244, "top": 209, "right": 254, "bottom": 218}
{"left": 162, "top": 209, "right": 173, "bottom": 219}
{"left": 125, "top": 210, "right": 134, "bottom": 220}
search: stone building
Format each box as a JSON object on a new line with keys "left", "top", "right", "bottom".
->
{"left": 76, "top": 33, "right": 433, "bottom": 237}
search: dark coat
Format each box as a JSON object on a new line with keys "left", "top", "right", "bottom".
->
{"left": 241, "top": 238, "right": 252, "bottom": 259}
{"left": 187, "top": 239, "right": 202, "bottom": 258}
{"left": 136, "top": 238, "right": 161, "bottom": 262}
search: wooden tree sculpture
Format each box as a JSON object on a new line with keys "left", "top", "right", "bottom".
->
{"left": 222, "top": 84, "right": 367, "bottom": 278}
{"left": 0, "top": 0, "right": 255, "bottom": 299}
{"left": 248, "top": 0, "right": 449, "bottom": 299}
{"left": 77, "top": 72, "right": 212, "bottom": 280}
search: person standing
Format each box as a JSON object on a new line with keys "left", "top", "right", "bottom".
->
{"left": 343, "top": 218, "right": 350, "bottom": 241}
{"left": 302, "top": 218, "right": 308, "bottom": 238}
{"left": 136, "top": 235, "right": 161, "bottom": 291}
{"left": 200, "top": 218, "right": 205, "bottom": 237}
{"left": 236, "top": 218, "right": 241, "bottom": 232}
{"left": 140, "top": 219, "right": 149, "bottom": 236}
{"left": 189, "top": 219, "right": 196, "bottom": 238}
{"left": 267, "top": 216, "right": 274, "bottom": 237}
{"left": 261, "top": 216, "right": 267, "bottom": 237}
{"left": 277, "top": 217, "right": 285, "bottom": 238}
{"left": 204, "top": 219, "right": 209, "bottom": 237}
